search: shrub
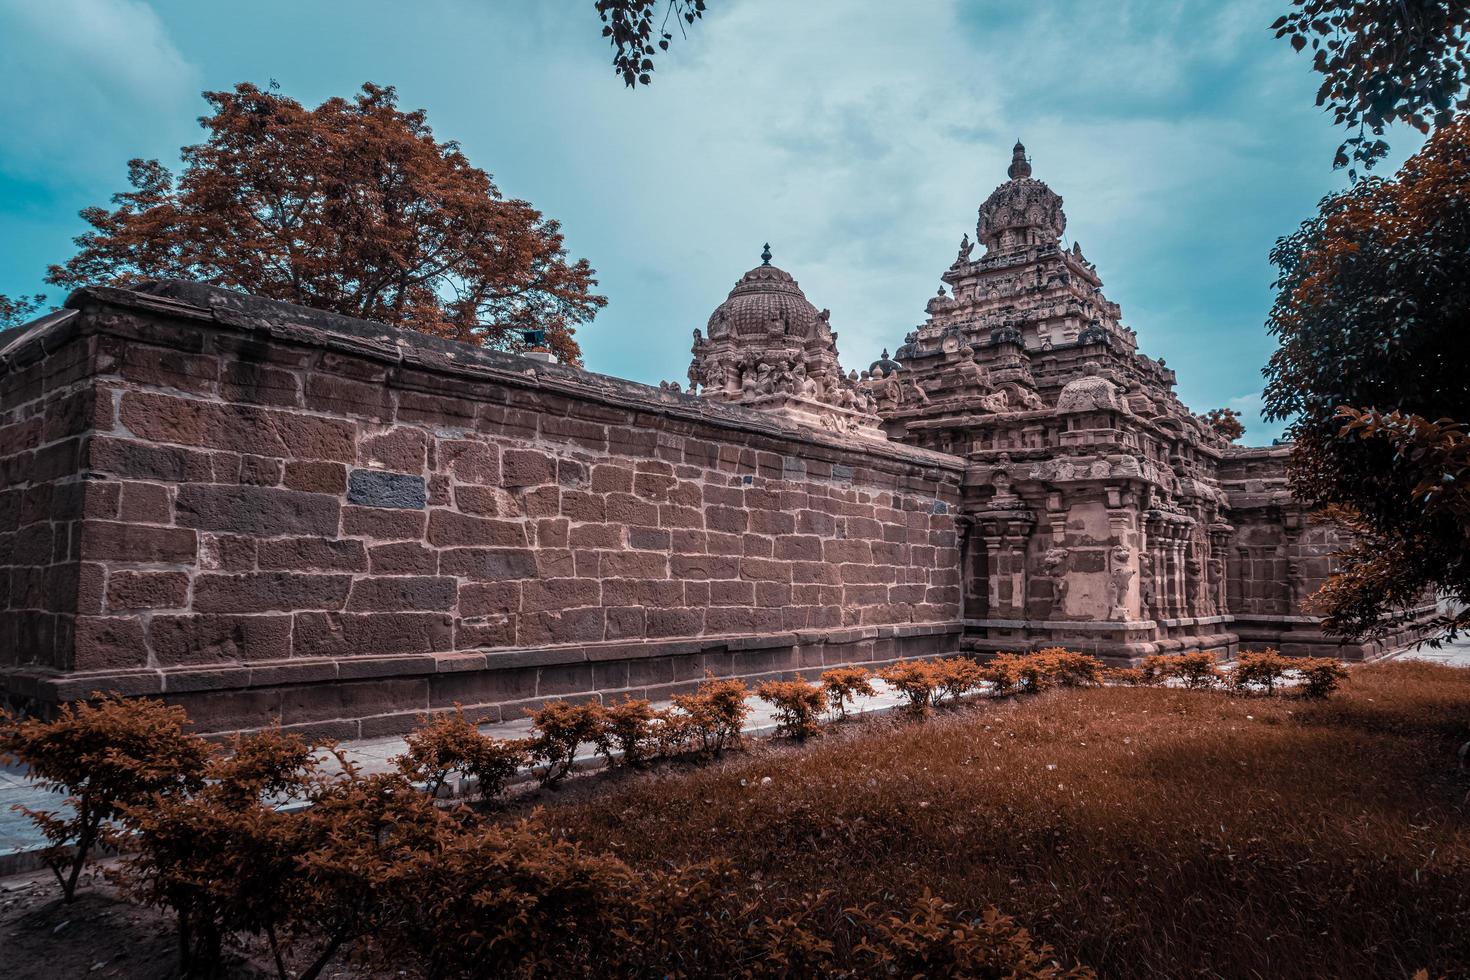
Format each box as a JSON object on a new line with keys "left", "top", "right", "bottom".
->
{"left": 982, "top": 655, "right": 1021, "bottom": 695}
{"left": 820, "top": 666, "right": 876, "bottom": 720}
{"left": 118, "top": 727, "right": 324, "bottom": 978}
{"left": 527, "top": 700, "right": 603, "bottom": 786}
{"left": 650, "top": 707, "right": 697, "bottom": 759}
{"left": 671, "top": 675, "right": 751, "bottom": 757}
{"left": 1294, "top": 657, "right": 1350, "bottom": 698}
{"left": 878, "top": 660, "right": 938, "bottom": 715}
{"left": 1170, "top": 651, "right": 1224, "bottom": 690}
{"left": 380, "top": 819, "right": 629, "bottom": 979}
{"left": 594, "top": 697, "right": 659, "bottom": 768}
{"left": 991, "top": 653, "right": 1056, "bottom": 694}
{"left": 930, "top": 657, "right": 987, "bottom": 705}
{"left": 1137, "top": 656, "right": 1172, "bottom": 686}
{"left": 1142, "top": 653, "right": 1222, "bottom": 690}
{"left": 1040, "top": 649, "right": 1105, "bottom": 688}
{"left": 1105, "top": 667, "right": 1145, "bottom": 686}
{"left": 1230, "top": 649, "right": 1295, "bottom": 696}
{"left": 852, "top": 890, "right": 1094, "bottom": 979}
{"left": 0, "top": 693, "right": 213, "bottom": 902}
{"left": 756, "top": 676, "right": 826, "bottom": 740}
{"left": 395, "top": 705, "right": 529, "bottom": 800}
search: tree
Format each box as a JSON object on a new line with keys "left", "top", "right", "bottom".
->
{"left": 1200, "top": 407, "right": 1246, "bottom": 443}
{"left": 1263, "top": 115, "right": 1470, "bottom": 641}
{"left": 597, "top": 0, "right": 709, "bottom": 87}
{"left": 0, "top": 693, "right": 213, "bottom": 902}
{"left": 47, "top": 83, "right": 605, "bottom": 363}
{"left": 0, "top": 292, "right": 46, "bottom": 329}
{"left": 1272, "top": 0, "right": 1470, "bottom": 173}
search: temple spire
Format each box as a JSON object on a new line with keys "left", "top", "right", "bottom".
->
{"left": 1007, "top": 140, "right": 1032, "bottom": 180}
{"left": 761, "top": 242, "right": 772, "bottom": 266}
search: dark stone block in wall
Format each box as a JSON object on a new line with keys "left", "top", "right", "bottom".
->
{"left": 348, "top": 469, "right": 427, "bottom": 510}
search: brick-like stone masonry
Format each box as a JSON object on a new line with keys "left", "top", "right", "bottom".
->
{"left": 0, "top": 284, "right": 963, "bottom": 737}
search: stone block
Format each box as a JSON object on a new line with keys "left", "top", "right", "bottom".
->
{"left": 80, "top": 522, "right": 197, "bottom": 563}
{"left": 346, "top": 575, "right": 457, "bottom": 612}
{"left": 427, "top": 510, "right": 526, "bottom": 547}
{"left": 107, "top": 571, "right": 189, "bottom": 610}
{"left": 439, "top": 547, "right": 537, "bottom": 580}
{"left": 341, "top": 505, "right": 426, "bottom": 539}
{"left": 285, "top": 461, "right": 348, "bottom": 494}
{"left": 369, "top": 542, "right": 438, "bottom": 575}
{"left": 347, "top": 469, "right": 427, "bottom": 509}
{"left": 176, "top": 485, "right": 339, "bottom": 536}
{"left": 193, "top": 572, "right": 352, "bottom": 613}
{"left": 149, "top": 614, "right": 293, "bottom": 665}
{"left": 293, "top": 611, "right": 454, "bottom": 659}
{"left": 73, "top": 616, "right": 149, "bottom": 670}
{"left": 258, "top": 537, "right": 368, "bottom": 572}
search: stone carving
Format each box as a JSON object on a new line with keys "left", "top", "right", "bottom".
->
{"left": 1138, "top": 552, "right": 1157, "bottom": 617}
{"left": 1107, "top": 544, "right": 1134, "bottom": 621}
{"left": 955, "top": 233, "right": 974, "bottom": 265}
{"left": 1043, "top": 547, "right": 1069, "bottom": 615}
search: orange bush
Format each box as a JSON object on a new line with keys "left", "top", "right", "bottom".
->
{"left": 930, "top": 656, "right": 987, "bottom": 705}
{"left": 594, "top": 697, "right": 659, "bottom": 768}
{"left": 1038, "top": 649, "right": 1105, "bottom": 688}
{"left": 1294, "top": 656, "right": 1351, "bottom": 698}
{"left": 395, "top": 704, "right": 528, "bottom": 800}
{"left": 1142, "top": 652, "right": 1222, "bottom": 690}
{"left": 0, "top": 692, "right": 213, "bottom": 902}
{"left": 1105, "top": 667, "right": 1145, "bottom": 686}
{"left": 852, "top": 890, "right": 1093, "bottom": 979}
{"left": 526, "top": 700, "right": 603, "bottom": 786}
{"left": 878, "top": 660, "right": 938, "bottom": 715}
{"left": 755, "top": 676, "right": 826, "bottom": 740}
{"left": 670, "top": 675, "right": 751, "bottom": 757}
{"left": 1230, "top": 649, "right": 1295, "bottom": 695}
{"left": 820, "top": 665, "right": 876, "bottom": 720}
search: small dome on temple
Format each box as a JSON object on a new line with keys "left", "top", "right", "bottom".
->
{"left": 869, "top": 348, "right": 900, "bottom": 376}
{"left": 1056, "top": 367, "right": 1127, "bottom": 414}
{"left": 977, "top": 141, "right": 1066, "bottom": 252}
{"left": 705, "top": 246, "right": 828, "bottom": 343}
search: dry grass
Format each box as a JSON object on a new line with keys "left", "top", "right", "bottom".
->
{"left": 538, "top": 660, "right": 1470, "bottom": 979}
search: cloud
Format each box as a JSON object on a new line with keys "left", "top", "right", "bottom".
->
{"left": 0, "top": 0, "right": 199, "bottom": 185}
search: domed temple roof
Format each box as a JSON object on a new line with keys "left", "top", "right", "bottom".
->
{"left": 689, "top": 246, "right": 883, "bottom": 438}
{"left": 706, "top": 252, "right": 826, "bottom": 343}
{"left": 976, "top": 141, "right": 1067, "bottom": 251}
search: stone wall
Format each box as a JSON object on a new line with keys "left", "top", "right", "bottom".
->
{"left": 0, "top": 283, "right": 964, "bottom": 736}
{"left": 1219, "top": 446, "right": 1431, "bottom": 660}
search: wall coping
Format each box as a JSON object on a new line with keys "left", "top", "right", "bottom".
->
{"left": 40, "top": 281, "right": 966, "bottom": 479}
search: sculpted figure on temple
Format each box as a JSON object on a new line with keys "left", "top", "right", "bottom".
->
{"left": 1138, "top": 553, "right": 1157, "bottom": 616}
{"left": 956, "top": 233, "right": 974, "bottom": 265}
{"left": 1107, "top": 544, "right": 1134, "bottom": 621}
{"left": 741, "top": 363, "right": 758, "bottom": 397}
{"left": 1043, "top": 548, "right": 1069, "bottom": 616}
{"left": 874, "top": 368, "right": 902, "bottom": 410}
{"left": 907, "top": 379, "right": 931, "bottom": 405}
{"left": 1186, "top": 554, "right": 1205, "bottom": 616}
{"left": 1207, "top": 556, "right": 1224, "bottom": 615}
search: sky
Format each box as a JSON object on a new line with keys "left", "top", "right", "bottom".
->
{"left": 0, "top": 0, "right": 1427, "bottom": 445}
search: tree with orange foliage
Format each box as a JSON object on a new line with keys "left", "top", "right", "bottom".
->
{"left": 46, "top": 82, "right": 605, "bottom": 363}
{"left": 1200, "top": 407, "right": 1246, "bottom": 443}
{"left": 1265, "top": 116, "right": 1470, "bottom": 642}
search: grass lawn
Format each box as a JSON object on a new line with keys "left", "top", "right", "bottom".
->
{"left": 538, "top": 660, "right": 1470, "bottom": 979}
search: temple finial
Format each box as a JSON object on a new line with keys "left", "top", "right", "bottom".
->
{"left": 761, "top": 242, "right": 772, "bottom": 266}
{"left": 1008, "top": 140, "right": 1031, "bottom": 180}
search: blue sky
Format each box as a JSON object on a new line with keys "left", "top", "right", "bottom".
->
{"left": 0, "top": 0, "right": 1426, "bottom": 444}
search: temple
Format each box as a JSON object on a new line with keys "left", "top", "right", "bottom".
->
{"left": 0, "top": 143, "right": 1429, "bottom": 735}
